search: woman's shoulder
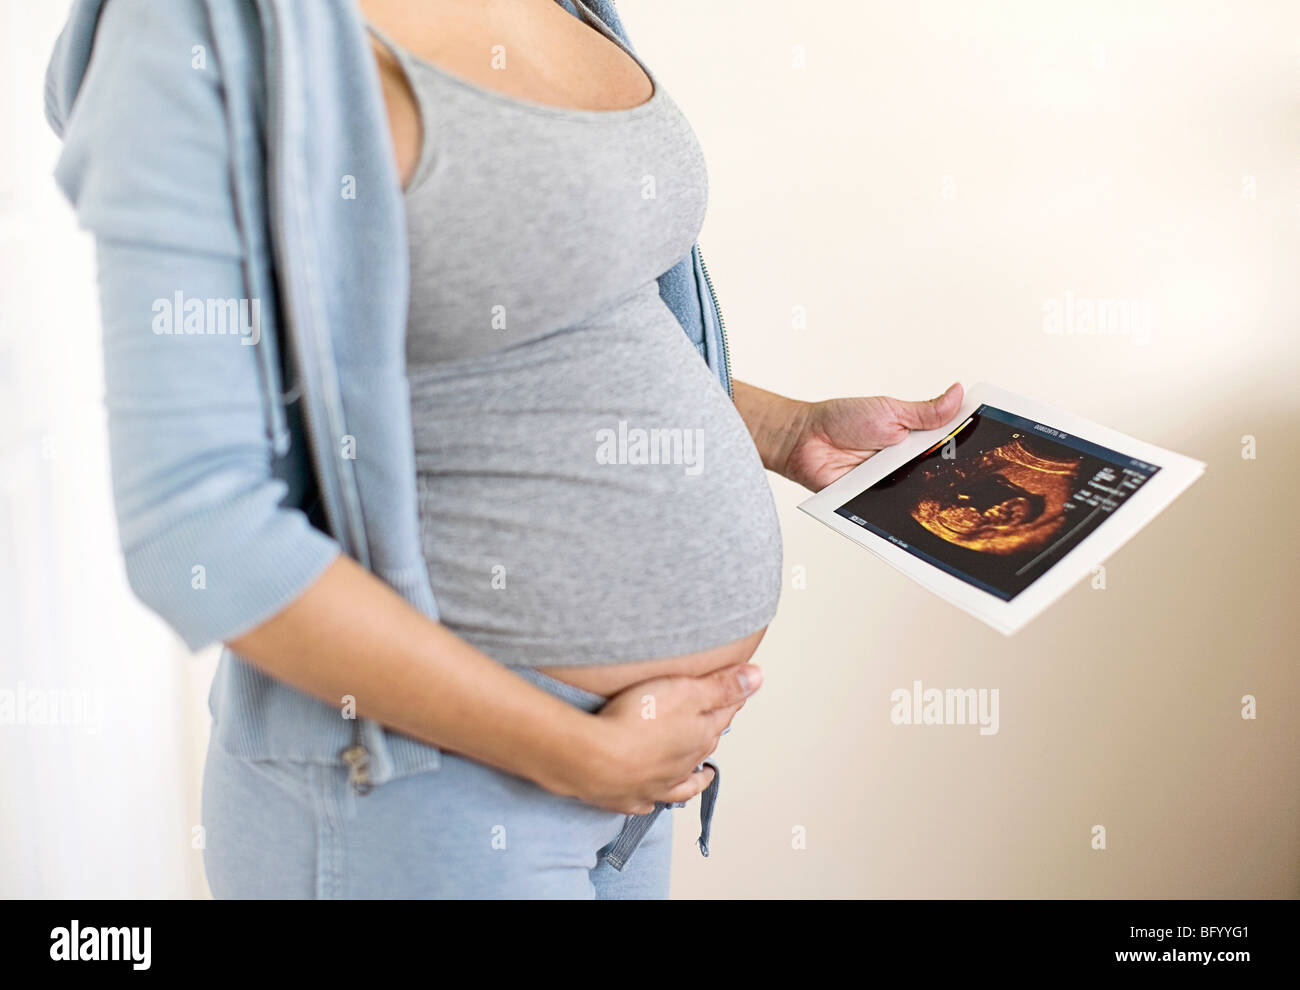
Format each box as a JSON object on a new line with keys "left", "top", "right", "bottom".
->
{"left": 48, "top": 0, "right": 257, "bottom": 254}
{"left": 47, "top": 0, "right": 231, "bottom": 132}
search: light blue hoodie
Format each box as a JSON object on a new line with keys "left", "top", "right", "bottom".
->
{"left": 45, "top": 0, "right": 734, "bottom": 781}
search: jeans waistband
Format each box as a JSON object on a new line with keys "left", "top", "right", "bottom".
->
{"left": 504, "top": 663, "right": 721, "bottom": 870}
{"left": 507, "top": 665, "right": 608, "bottom": 712}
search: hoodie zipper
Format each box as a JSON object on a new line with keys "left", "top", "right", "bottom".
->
{"left": 262, "top": 0, "right": 371, "bottom": 792}
{"left": 696, "top": 248, "right": 732, "bottom": 399}
{"left": 263, "top": 3, "right": 346, "bottom": 546}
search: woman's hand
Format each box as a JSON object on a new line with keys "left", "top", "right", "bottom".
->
{"left": 558, "top": 663, "right": 764, "bottom": 815}
{"left": 733, "top": 380, "right": 964, "bottom": 492}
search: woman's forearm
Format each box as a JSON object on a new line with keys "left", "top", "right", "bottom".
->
{"left": 227, "top": 554, "right": 598, "bottom": 795}
{"left": 732, "top": 379, "right": 810, "bottom": 478}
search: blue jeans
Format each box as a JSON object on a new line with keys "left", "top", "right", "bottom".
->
{"left": 201, "top": 667, "right": 716, "bottom": 898}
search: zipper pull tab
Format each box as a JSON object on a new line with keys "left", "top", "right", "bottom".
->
{"left": 340, "top": 743, "right": 374, "bottom": 796}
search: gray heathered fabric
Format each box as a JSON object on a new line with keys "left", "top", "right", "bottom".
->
{"left": 373, "top": 0, "right": 782, "bottom": 666}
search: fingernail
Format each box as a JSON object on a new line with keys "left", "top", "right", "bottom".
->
{"left": 737, "top": 667, "right": 763, "bottom": 693}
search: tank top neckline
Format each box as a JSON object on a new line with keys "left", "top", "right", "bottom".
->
{"left": 363, "top": 0, "right": 661, "bottom": 125}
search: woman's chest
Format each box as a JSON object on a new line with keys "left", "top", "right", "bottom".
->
{"left": 401, "top": 104, "right": 707, "bottom": 364}
{"left": 360, "top": 0, "right": 656, "bottom": 186}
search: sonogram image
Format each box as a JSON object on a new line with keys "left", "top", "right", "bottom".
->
{"left": 835, "top": 406, "right": 1158, "bottom": 600}
{"left": 909, "top": 438, "right": 1080, "bottom": 556}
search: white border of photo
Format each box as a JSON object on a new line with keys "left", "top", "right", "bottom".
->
{"left": 798, "top": 383, "right": 1206, "bottom": 635}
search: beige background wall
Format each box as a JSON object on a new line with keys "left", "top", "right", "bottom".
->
{"left": 3, "top": 0, "right": 1296, "bottom": 898}
{"left": 615, "top": 0, "right": 1300, "bottom": 897}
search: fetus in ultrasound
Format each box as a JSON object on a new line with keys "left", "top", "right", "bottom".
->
{"left": 909, "top": 437, "right": 1081, "bottom": 556}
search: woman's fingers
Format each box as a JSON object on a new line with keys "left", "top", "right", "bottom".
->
{"left": 659, "top": 766, "right": 716, "bottom": 805}
{"left": 707, "top": 700, "right": 746, "bottom": 735}
{"left": 696, "top": 663, "right": 763, "bottom": 713}
{"left": 591, "top": 664, "right": 756, "bottom": 813}
{"left": 888, "top": 382, "right": 964, "bottom": 430}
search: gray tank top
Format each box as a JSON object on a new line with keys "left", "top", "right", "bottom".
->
{"left": 369, "top": 1, "right": 782, "bottom": 666}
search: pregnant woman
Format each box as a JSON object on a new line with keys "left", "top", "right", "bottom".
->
{"left": 45, "top": 0, "right": 961, "bottom": 898}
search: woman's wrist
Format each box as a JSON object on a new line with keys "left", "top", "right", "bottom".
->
{"left": 523, "top": 706, "right": 617, "bottom": 800}
{"left": 509, "top": 696, "right": 600, "bottom": 795}
{"left": 731, "top": 379, "right": 814, "bottom": 481}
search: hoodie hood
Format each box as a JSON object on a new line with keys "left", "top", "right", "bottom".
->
{"left": 44, "top": 0, "right": 109, "bottom": 138}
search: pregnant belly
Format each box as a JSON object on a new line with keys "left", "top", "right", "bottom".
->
{"left": 535, "top": 626, "right": 768, "bottom": 698}
{"left": 409, "top": 285, "right": 783, "bottom": 680}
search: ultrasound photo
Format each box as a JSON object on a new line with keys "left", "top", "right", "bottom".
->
{"left": 834, "top": 405, "right": 1161, "bottom": 600}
